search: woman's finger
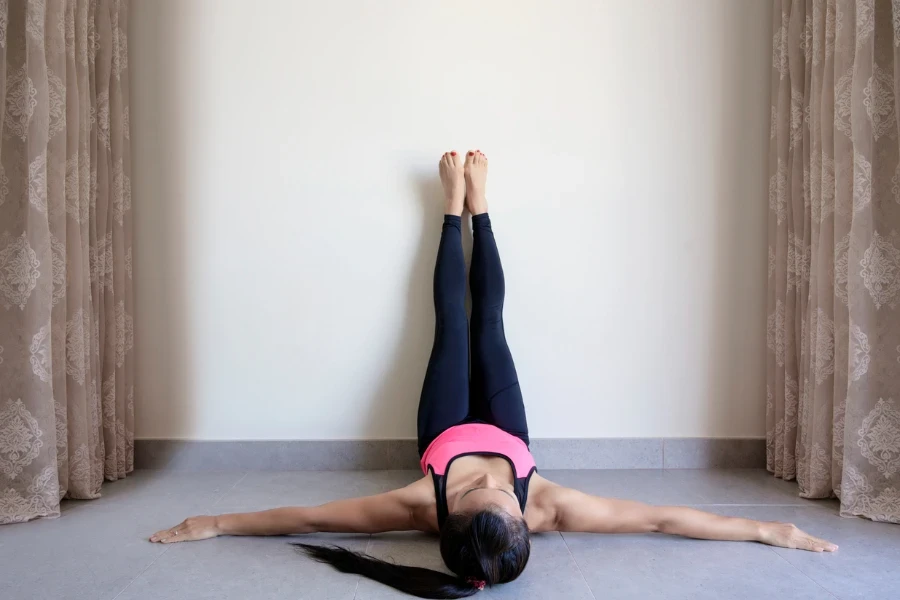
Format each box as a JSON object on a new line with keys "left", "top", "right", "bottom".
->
{"left": 795, "top": 529, "right": 836, "bottom": 552}
{"left": 150, "top": 524, "right": 181, "bottom": 543}
{"left": 807, "top": 534, "right": 838, "bottom": 552}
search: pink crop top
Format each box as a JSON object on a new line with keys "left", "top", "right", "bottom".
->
{"left": 420, "top": 423, "right": 538, "bottom": 528}
{"left": 421, "top": 423, "right": 536, "bottom": 476}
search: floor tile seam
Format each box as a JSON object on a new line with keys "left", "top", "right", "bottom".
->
{"left": 766, "top": 546, "right": 840, "bottom": 599}
{"left": 661, "top": 439, "right": 666, "bottom": 469}
{"left": 560, "top": 527, "right": 841, "bottom": 600}
{"left": 558, "top": 531, "right": 598, "bottom": 600}
{"left": 351, "top": 536, "right": 371, "bottom": 600}
{"left": 108, "top": 545, "right": 173, "bottom": 600}
{"left": 210, "top": 472, "right": 250, "bottom": 509}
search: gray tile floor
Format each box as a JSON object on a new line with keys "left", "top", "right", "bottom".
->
{"left": 1, "top": 469, "right": 897, "bottom": 600}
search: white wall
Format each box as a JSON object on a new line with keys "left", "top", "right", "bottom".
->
{"left": 130, "top": 0, "right": 772, "bottom": 441}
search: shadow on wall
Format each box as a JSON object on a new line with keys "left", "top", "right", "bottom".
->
{"left": 131, "top": 0, "right": 197, "bottom": 447}
{"left": 362, "top": 173, "right": 473, "bottom": 446}
{"left": 704, "top": 0, "right": 770, "bottom": 435}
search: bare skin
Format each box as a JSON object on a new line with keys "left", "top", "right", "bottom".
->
{"left": 439, "top": 151, "right": 465, "bottom": 216}
{"left": 465, "top": 150, "right": 489, "bottom": 215}
{"left": 150, "top": 151, "right": 837, "bottom": 555}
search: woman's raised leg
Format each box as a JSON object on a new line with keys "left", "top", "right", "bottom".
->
{"left": 465, "top": 151, "right": 530, "bottom": 445}
{"left": 417, "top": 152, "right": 470, "bottom": 456}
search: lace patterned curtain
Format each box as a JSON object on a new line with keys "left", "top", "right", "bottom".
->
{"left": 768, "top": 0, "right": 899, "bottom": 523}
{"left": 0, "top": 0, "right": 133, "bottom": 524}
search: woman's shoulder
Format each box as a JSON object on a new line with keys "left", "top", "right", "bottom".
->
{"left": 527, "top": 472, "right": 558, "bottom": 494}
{"left": 399, "top": 475, "right": 440, "bottom": 533}
{"left": 400, "top": 474, "right": 436, "bottom": 497}
{"left": 524, "top": 473, "right": 562, "bottom": 532}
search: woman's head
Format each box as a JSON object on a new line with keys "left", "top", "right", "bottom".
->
{"left": 440, "top": 508, "right": 531, "bottom": 585}
{"left": 296, "top": 507, "right": 531, "bottom": 598}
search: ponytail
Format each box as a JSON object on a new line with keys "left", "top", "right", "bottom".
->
{"left": 295, "top": 508, "right": 529, "bottom": 598}
{"left": 295, "top": 544, "right": 479, "bottom": 599}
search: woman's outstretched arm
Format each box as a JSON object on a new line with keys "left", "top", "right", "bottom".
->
{"left": 150, "top": 485, "right": 425, "bottom": 543}
{"left": 544, "top": 487, "right": 837, "bottom": 552}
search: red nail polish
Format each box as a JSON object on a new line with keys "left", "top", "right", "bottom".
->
{"left": 451, "top": 151, "right": 456, "bottom": 156}
{"left": 468, "top": 152, "right": 474, "bottom": 156}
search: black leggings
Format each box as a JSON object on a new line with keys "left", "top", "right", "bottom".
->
{"left": 416, "top": 213, "right": 529, "bottom": 456}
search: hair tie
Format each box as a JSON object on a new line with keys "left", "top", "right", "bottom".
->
{"left": 467, "top": 577, "right": 486, "bottom": 590}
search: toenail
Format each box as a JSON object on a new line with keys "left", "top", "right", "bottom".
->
{"left": 468, "top": 152, "right": 474, "bottom": 156}
{"left": 451, "top": 151, "right": 456, "bottom": 156}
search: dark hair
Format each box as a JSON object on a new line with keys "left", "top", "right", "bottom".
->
{"left": 295, "top": 509, "right": 531, "bottom": 599}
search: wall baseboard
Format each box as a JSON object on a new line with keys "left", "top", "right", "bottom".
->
{"left": 135, "top": 438, "right": 765, "bottom": 471}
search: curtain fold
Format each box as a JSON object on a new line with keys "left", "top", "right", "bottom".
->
{"left": 768, "top": 0, "right": 900, "bottom": 523}
{"left": 0, "top": 0, "right": 132, "bottom": 524}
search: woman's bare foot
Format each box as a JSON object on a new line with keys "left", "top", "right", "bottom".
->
{"left": 465, "top": 150, "right": 488, "bottom": 215}
{"left": 439, "top": 151, "right": 465, "bottom": 216}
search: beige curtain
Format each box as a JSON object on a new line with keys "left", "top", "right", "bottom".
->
{"left": 0, "top": 0, "right": 132, "bottom": 524}
{"left": 768, "top": 0, "right": 900, "bottom": 523}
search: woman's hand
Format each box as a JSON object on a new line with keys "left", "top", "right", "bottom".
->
{"left": 758, "top": 521, "right": 838, "bottom": 552}
{"left": 150, "top": 515, "right": 220, "bottom": 543}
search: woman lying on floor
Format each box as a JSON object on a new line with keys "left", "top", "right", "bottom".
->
{"left": 151, "top": 151, "right": 836, "bottom": 599}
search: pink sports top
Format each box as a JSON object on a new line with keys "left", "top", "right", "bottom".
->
{"left": 420, "top": 423, "right": 538, "bottom": 528}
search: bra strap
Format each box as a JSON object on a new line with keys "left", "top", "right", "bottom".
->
{"left": 431, "top": 470, "right": 449, "bottom": 530}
